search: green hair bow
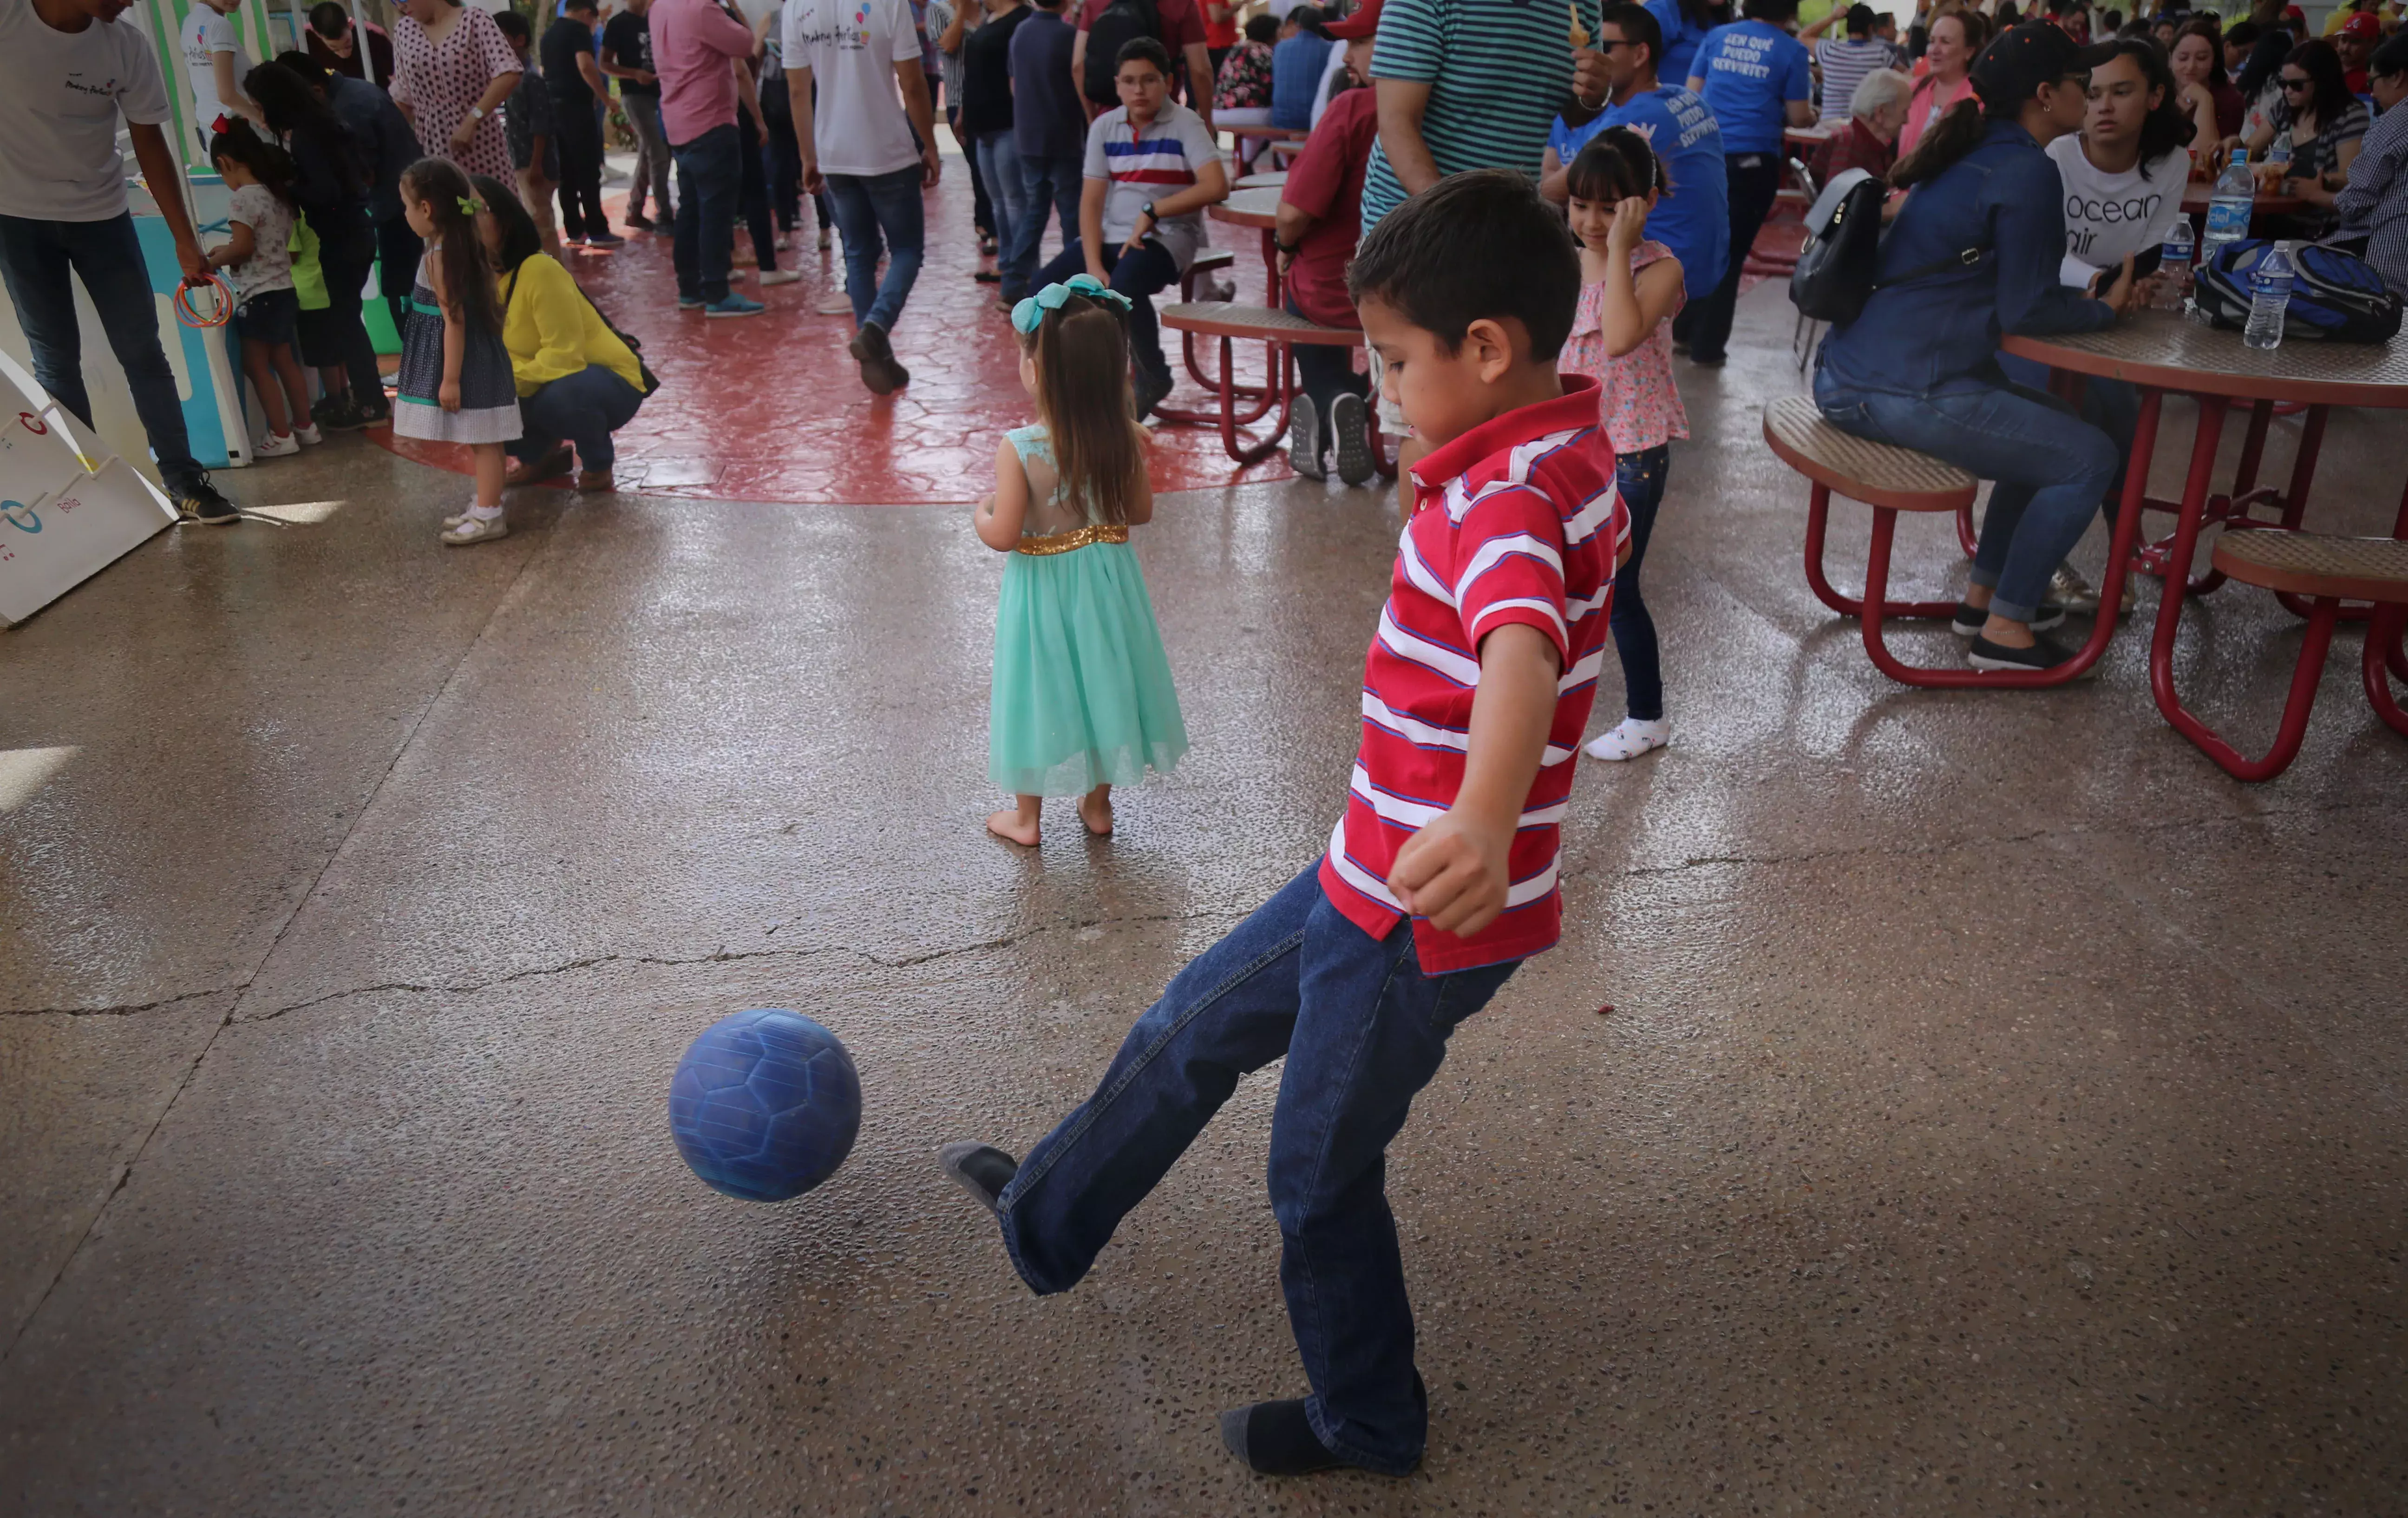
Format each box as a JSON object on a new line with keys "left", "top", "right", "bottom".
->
{"left": 1011, "top": 273, "right": 1132, "bottom": 334}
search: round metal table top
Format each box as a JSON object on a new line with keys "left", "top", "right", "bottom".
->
{"left": 1233, "top": 171, "right": 1289, "bottom": 191}
{"left": 1210, "top": 187, "right": 1283, "bottom": 228}
{"left": 2002, "top": 312, "right": 2408, "bottom": 408}
{"left": 2177, "top": 183, "right": 2308, "bottom": 216}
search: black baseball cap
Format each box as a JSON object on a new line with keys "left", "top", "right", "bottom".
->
{"left": 1969, "top": 21, "right": 2118, "bottom": 106}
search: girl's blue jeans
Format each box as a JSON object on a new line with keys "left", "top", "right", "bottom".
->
{"left": 998, "top": 861, "right": 1519, "bottom": 1474}
{"left": 1813, "top": 365, "right": 2121, "bottom": 623}
{"left": 1610, "top": 444, "right": 1671, "bottom": 721}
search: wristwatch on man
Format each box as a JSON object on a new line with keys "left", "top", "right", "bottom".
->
{"left": 468, "top": 105, "right": 487, "bottom": 121}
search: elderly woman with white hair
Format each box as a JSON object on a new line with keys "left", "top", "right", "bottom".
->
{"left": 1810, "top": 67, "right": 1914, "bottom": 184}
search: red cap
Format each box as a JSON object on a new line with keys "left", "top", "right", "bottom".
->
{"left": 2340, "top": 11, "right": 2379, "bottom": 36}
{"left": 1324, "top": 0, "right": 1381, "bottom": 40}
{"left": 2282, "top": 4, "right": 2306, "bottom": 22}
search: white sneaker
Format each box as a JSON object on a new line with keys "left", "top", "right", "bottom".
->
{"left": 441, "top": 510, "right": 508, "bottom": 545}
{"left": 254, "top": 431, "right": 300, "bottom": 458}
{"left": 1584, "top": 717, "right": 1671, "bottom": 762}
{"left": 816, "top": 290, "right": 856, "bottom": 315}
{"left": 759, "top": 269, "right": 801, "bottom": 286}
{"left": 775, "top": 234, "right": 792, "bottom": 251}
{"left": 294, "top": 423, "right": 323, "bottom": 446}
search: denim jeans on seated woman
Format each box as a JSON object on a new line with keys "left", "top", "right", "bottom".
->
{"left": 1996, "top": 352, "right": 2140, "bottom": 524}
{"left": 1813, "top": 366, "right": 2120, "bottom": 624}
{"left": 508, "top": 364, "right": 645, "bottom": 471}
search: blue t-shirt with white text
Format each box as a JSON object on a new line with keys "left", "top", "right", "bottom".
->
{"left": 1691, "top": 19, "right": 1811, "bottom": 155}
{"left": 1557, "top": 85, "right": 1730, "bottom": 303}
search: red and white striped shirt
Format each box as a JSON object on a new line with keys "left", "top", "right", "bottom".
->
{"left": 1318, "top": 377, "right": 1625, "bottom": 974}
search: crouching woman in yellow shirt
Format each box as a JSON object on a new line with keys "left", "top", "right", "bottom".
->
{"left": 471, "top": 176, "right": 648, "bottom": 494}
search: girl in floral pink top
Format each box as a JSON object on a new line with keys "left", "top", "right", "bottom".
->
{"left": 1559, "top": 127, "right": 1687, "bottom": 763}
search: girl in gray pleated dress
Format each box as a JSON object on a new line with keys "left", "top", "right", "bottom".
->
{"left": 394, "top": 158, "right": 521, "bottom": 545}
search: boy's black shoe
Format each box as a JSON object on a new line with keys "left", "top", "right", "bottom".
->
{"left": 1967, "top": 632, "right": 2096, "bottom": 676}
{"left": 316, "top": 397, "right": 373, "bottom": 431}
{"left": 937, "top": 1142, "right": 1018, "bottom": 1217}
{"left": 170, "top": 473, "right": 240, "bottom": 525}
{"left": 1218, "top": 1400, "right": 1347, "bottom": 1476}
{"left": 309, "top": 392, "right": 345, "bottom": 424}
{"left": 625, "top": 213, "right": 656, "bottom": 232}
{"left": 1951, "top": 599, "right": 2065, "bottom": 636}
{"left": 1330, "top": 393, "right": 1374, "bottom": 486}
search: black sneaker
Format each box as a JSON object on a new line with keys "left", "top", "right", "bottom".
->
{"left": 1330, "top": 393, "right": 1374, "bottom": 486}
{"left": 309, "top": 392, "right": 346, "bottom": 425}
{"left": 972, "top": 268, "right": 1002, "bottom": 284}
{"left": 937, "top": 1142, "right": 1019, "bottom": 1216}
{"left": 1968, "top": 633, "right": 2095, "bottom": 675}
{"left": 583, "top": 232, "right": 626, "bottom": 250}
{"left": 1287, "top": 392, "right": 1325, "bottom": 479}
{"left": 1131, "top": 366, "right": 1173, "bottom": 422}
{"left": 170, "top": 473, "right": 240, "bottom": 525}
{"left": 625, "top": 212, "right": 656, "bottom": 232}
{"left": 316, "top": 397, "right": 373, "bottom": 432}
{"left": 1951, "top": 600, "right": 2067, "bottom": 636}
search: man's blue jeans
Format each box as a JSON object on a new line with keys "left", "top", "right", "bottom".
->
{"left": 670, "top": 122, "right": 742, "bottom": 305}
{"left": 1005, "top": 150, "right": 1085, "bottom": 296}
{"left": 973, "top": 131, "right": 1028, "bottom": 293}
{"left": 0, "top": 213, "right": 200, "bottom": 485}
{"left": 998, "top": 862, "right": 1520, "bottom": 1474}
{"left": 1813, "top": 366, "right": 2121, "bottom": 623}
{"left": 507, "top": 363, "right": 645, "bottom": 471}
{"left": 1038, "top": 238, "right": 1180, "bottom": 383}
{"left": 824, "top": 164, "right": 925, "bottom": 334}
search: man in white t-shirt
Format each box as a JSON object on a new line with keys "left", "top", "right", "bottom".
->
{"left": 1036, "top": 35, "right": 1226, "bottom": 419}
{"left": 785, "top": 0, "right": 942, "bottom": 395}
{"left": 181, "top": 0, "right": 262, "bottom": 151}
{"left": 1, "top": 0, "right": 239, "bottom": 522}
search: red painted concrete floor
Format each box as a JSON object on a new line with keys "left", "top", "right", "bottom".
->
{"left": 375, "top": 170, "right": 1297, "bottom": 504}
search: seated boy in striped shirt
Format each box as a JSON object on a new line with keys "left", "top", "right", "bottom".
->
{"left": 942, "top": 169, "right": 1627, "bottom": 1480}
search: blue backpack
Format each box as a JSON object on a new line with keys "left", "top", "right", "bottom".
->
{"left": 2192, "top": 240, "right": 2403, "bottom": 344}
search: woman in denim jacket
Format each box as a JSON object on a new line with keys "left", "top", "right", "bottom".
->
{"left": 1814, "top": 22, "right": 2145, "bottom": 674}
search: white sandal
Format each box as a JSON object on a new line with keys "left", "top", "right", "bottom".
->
{"left": 441, "top": 512, "right": 508, "bottom": 545}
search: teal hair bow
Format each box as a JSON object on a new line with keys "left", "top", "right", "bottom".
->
{"left": 1011, "top": 273, "right": 1133, "bottom": 334}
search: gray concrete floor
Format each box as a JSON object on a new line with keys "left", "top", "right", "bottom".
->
{"left": 4, "top": 286, "right": 2405, "bottom": 1515}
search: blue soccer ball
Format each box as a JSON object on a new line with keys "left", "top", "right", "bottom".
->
{"left": 668, "top": 1008, "right": 862, "bottom": 1202}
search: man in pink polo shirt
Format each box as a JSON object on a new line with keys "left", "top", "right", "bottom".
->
{"left": 650, "top": 0, "right": 764, "bottom": 315}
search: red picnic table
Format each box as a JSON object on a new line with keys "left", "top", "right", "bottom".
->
{"left": 2003, "top": 314, "right": 2408, "bottom": 775}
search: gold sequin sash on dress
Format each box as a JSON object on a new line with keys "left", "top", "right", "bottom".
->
{"left": 1014, "top": 523, "right": 1129, "bottom": 556}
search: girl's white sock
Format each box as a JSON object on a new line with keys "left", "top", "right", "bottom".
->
{"left": 1584, "top": 716, "right": 1670, "bottom": 762}
{"left": 467, "top": 503, "right": 502, "bottom": 521}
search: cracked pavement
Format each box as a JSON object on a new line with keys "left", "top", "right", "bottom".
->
{"left": 4, "top": 284, "right": 2405, "bottom": 1516}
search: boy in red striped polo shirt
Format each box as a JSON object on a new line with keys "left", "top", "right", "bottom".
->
{"left": 942, "top": 169, "right": 1626, "bottom": 1480}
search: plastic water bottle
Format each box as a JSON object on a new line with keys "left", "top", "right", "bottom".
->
{"left": 2265, "top": 134, "right": 2291, "bottom": 175}
{"left": 2203, "top": 148, "right": 2255, "bottom": 262}
{"left": 2243, "top": 240, "right": 2295, "bottom": 350}
{"left": 2154, "top": 218, "right": 2194, "bottom": 312}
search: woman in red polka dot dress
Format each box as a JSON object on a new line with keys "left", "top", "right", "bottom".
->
{"left": 389, "top": 0, "right": 522, "bottom": 183}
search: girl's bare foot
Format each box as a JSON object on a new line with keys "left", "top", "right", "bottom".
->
{"left": 1078, "top": 786, "right": 1113, "bottom": 837}
{"left": 988, "top": 797, "right": 1041, "bottom": 846}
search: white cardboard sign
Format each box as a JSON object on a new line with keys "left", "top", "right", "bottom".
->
{"left": 0, "top": 350, "right": 179, "bottom": 627}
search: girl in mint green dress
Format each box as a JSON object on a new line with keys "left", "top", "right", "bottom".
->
{"left": 978, "top": 275, "right": 1188, "bottom": 845}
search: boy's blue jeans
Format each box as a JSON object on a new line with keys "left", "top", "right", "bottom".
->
{"left": 998, "top": 862, "right": 1519, "bottom": 1474}
{"left": 1003, "top": 149, "right": 1083, "bottom": 295}
{"left": 824, "top": 164, "right": 925, "bottom": 334}
{"left": 0, "top": 213, "right": 201, "bottom": 487}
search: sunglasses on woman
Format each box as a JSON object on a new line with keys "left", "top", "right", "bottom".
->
{"left": 2279, "top": 73, "right": 2313, "bottom": 91}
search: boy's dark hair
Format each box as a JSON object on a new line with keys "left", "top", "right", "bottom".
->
{"left": 1596, "top": 1, "right": 1661, "bottom": 68}
{"left": 307, "top": 0, "right": 349, "bottom": 37}
{"left": 273, "top": 47, "right": 334, "bottom": 91}
{"left": 1243, "top": 12, "right": 1277, "bottom": 42}
{"left": 1564, "top": 126, "right": 1662, "bottom": 204}
{"left": 1845, "top": 2, "right": 1877, "bottom": 34}
{"left": 1741, "top": 0, "right": 1799, "bottom": 25}
{"left": 471, "top": 174, "right": 545, "bottom": 276}
{"left": 562, "top": 0, "right": 597, "bottom": 15}
{"left": 1115, "top": 36, "right": 1172, "bottom": 75}
{"left": 493, "top": 9, "right": 530, "bottom": 43}
{"left": 1346, "top": 169, "right": 1580, "bottom": 360}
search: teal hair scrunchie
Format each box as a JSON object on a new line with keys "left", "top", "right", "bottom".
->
{"left": 1010, "top": 272, "right": 1134, "bottom": 334}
